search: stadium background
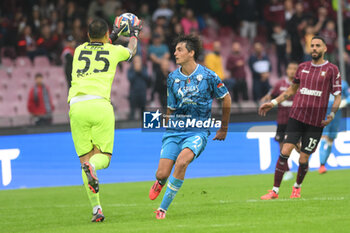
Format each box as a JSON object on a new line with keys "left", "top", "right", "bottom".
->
{"left": 1, "top": 0, "right": 350, "bottom": 189}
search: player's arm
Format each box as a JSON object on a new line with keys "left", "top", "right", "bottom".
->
{"left": 164, "top": 108, "right": 174, "bottom": 126}
{"left": 260, "top": 92, "right": 272, "bottom": 103}
{"left": 258, "top": 83, "right": 299, "bottom": 116}
{"left": 127, "top": 19, "right": 142, "bottom": 57}
{"left": 165, "top": 75, "right": 176, "bottom": 126}
{"left": 127, "top": 36, "right": 138, "bottom": 57}
{"left": 213, "top": 93, "right": 231, "bottom": 141}
{"left": 322, "top": 94, "right": 341, "bottom": 126}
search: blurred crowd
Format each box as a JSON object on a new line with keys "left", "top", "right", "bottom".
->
{"left": 2, "top": 0, "right": 350, "bottom": 124}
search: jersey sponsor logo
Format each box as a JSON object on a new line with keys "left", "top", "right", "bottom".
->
{"left": 177, "top": 88, "right": 184, "bottom": 98}
{"left": 175, "top": 78, "right": 180, "bottom": 83}
{"left": 177, "top": 86, "right": 199, "bottom": 101}
{"left": 336, "top": 72, "right": 340, "bottom": 79}
{"left": 301, "top": 69, "right": 309, "bottom": 73}
{"left": 280, "top": 86, "right": 288, "bottom": 91}
{"left": 300, "top": 87, "right": 322, "bottom": 97}
{"left": 182, "top": 85, "right": 199, "bottom": 93}
{"left": 321, "top": 71, "right": 326, "bottom": 76}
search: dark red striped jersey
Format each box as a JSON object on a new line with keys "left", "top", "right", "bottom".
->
{"left": 271, "top": 78, "right": 294, "bottom": 124}
{"left": 290, "top": 61, "right": 342, "bottom": 127}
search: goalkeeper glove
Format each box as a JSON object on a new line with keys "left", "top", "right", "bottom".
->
{"left": 109, "top": 16, "right": 127, "bottom": 43}
{"left": 128, "top": 18, "right": 142, "bottom": 38}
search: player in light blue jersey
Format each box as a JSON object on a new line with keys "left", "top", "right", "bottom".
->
{"left": 149, "top": 35, "right": 231, "bottom": 219}
{"left": 319, "top": 80, "right": 350, "bottom": 174}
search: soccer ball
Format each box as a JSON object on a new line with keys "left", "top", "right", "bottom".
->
{"left": 118, "top": 13, "right": 139, "bottom": 37}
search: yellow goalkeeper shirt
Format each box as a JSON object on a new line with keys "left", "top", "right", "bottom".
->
{"left": 68, "top": 42, "right": 130, "bottom": 103}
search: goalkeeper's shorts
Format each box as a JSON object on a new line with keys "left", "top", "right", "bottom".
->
{"left": 69, "top": 98, "right": 115, "bottom": 157}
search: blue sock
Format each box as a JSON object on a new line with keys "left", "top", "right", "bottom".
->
{"left": 159, "top": 176, "right": 184, "bottom": 211}
{"left": 319, "top": 139, "right": 332, "bottom": 165}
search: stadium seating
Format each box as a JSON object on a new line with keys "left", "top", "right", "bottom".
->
{"left": 0, "top": 56, "right": 71, "bottom": 126}
{"left": 33, "top": 56, "right": 51, "bottom": 67}
{"left": 15, "top": 56, "right": 32, "bottom": 68}
{"left": 0, "top": 28, "right": 279, "bottom": 127}
{"left": 1, "top": 57, "right": 14, "bottom": 67}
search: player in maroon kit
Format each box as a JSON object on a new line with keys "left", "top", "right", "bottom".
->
{"left": 259, "top": 36, "right": 342, "bottom": 199}
{"left": 261, "top": 61, "right": 299, "bottom": 181}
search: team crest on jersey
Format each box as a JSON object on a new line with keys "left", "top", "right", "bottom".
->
{"left": 321, "top": 71, "right": 326, "bottom": 76}
{"left": 196, "top": 74, "right": 203, "bottom": 81}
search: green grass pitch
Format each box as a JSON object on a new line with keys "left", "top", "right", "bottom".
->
{"left": 1, "top": 169, "right": 349, "bottom": 233}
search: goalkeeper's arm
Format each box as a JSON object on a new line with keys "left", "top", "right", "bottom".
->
{"left": 127, "top": 19, "right": 143, "bottom": 57}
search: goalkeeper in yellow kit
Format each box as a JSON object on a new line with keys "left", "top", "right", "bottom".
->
{"left": 68, "top": 17, "right": 142, "bottom": 222}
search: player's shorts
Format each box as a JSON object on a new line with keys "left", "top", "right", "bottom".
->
{"left": 284, "top": 117, "right": 323, "bottom": 154}
{"left": 323, "top": 111, "right": 341, "bottom": 139}
{"left": 275, "top": 124, "right": 287, "bottom": 143}
{"left": 160, "top": 132, "right": 208, "bottom": 161}
{"left": 69, "top": 98, "right": 115, "bottom": 157}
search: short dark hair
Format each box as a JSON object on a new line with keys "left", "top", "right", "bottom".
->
{"left": 288, "top": 61, "right": 299, "bottom": 66}
{"left": 35, "top": 73, "right": 43, "bottom": 78}
{"left": 311, "top": 35, "right": 326, "bottom": 45}
{"left": 88, "top": 18, "right": 108, "bottom": 39}
{"left": 173, "top": 34, "right": 202, "bottom": 60}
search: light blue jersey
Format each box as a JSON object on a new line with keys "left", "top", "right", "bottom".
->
{"left": 165, "top": 64, "right": 228, "bottom": 135}
{"left": 160, "top": 64, "right": 228, "bottom": 161}
{"left": 324, "top": 80, "right": 350, "bottom": 139}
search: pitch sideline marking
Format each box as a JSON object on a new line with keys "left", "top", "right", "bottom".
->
{"left": 246, "top": 196, "right": 345, "bottom": 202}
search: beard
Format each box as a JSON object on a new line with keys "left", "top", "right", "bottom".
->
{"left": 311, "top": 51, "right": 323, "bottom": 61}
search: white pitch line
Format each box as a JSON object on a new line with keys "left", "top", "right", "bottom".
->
{"left": 246, "top": 196, "right": 345, "bottom": 202}
{"left": 176, "top": 223, "right": 242, "bottom": 228}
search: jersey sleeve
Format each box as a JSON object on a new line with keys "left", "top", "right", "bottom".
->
{"left": 114, "top": 45, "right": 132, "bottom": 62}
{"left": 343, "top": 80, "right": 350, "bottom": 100}
{"left": 270, "top": 81, "right": 281, "bottom": 97}
{"left": 331, "top": 66, "right": 342, "bottom": 96}
{"left": 293, "top": 64, "right": 302, "bottom": 84}
{"left": 167, "top": 75, "right": 177, "bottom": 110}
{"left": 211, "top": 73, "right": 229, "bottom": 99}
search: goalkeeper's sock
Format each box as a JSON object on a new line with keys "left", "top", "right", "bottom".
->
{"left": 159, "top": 176, "right": 183, "bottom": 211}
{"left": 319, "top": 139, "right": 332, "bottom": 165}
{"left": 89, "top": 153, "right": 110, "bottom": 170}
{"left": 82, "top": 169, "right": 101, "bottom": 211}
{"left": 82, "top": 154, "right": 109, "bottom": 212}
